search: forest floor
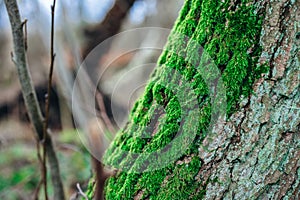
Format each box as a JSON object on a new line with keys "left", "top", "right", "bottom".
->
{"left": 0, "top": 117, "right": 92, "bottom": 199}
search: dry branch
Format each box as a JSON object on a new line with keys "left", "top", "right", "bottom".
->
{"left": 4, "top": 0, "right": 65, "bottom": 199}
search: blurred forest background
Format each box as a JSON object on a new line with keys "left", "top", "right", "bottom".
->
{"left": 0, "top": 0, "right": 183, "bottom": 199}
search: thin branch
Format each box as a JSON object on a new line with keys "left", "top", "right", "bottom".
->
{"left": 44, "top": 1, "right": 65, "bottom": 200}
{"left": 4, "top": 0, "right": 65, "bottom": 199}
{"left": 76, "top": 183, "right": 89, "bottom": 200}
{"left": 5, "top": 0, "right": 44, "bottom": 140}
{"left": 44, "top": 0, "right": 56, "bottom": 137}
{"left": 33, "top": 140, "right": 44, "bottom": 200}
{"left": 42, "top": 0, "right": 58, "bottom": 198}
{"left": 95, "top": 91, "right": 116, "bottom": 134}
{"left": 45, "top": 136, "right": 65, "bottom": 200}
{"left": 41, "top": 138, "right": 48, "bottom": 199}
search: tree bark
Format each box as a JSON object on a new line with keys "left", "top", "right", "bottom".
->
{"left": 5, "top": 0, "right": 65, "bottom": 199}
{"left": 82, "top": 0, "right": 136, "bottom": 83}
{"left": 101, "top": 0, "right": 300, "bottom": 199}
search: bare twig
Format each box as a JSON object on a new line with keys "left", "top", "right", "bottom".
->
{"left": 76, "top": 183, "right": 89, "bottom": 200}
{"left": 4, "top": 0, "right": 65, "bottom": 199}
{"left": 44, "top": 0, "right": 57, "bottom": 136}
{"left": 42, "top": 144, "right": 48, "bottom": 200}
{"left": 42, "top": 0, "right": 58, "bottom": 198}
{"left": 95, "top": 91, "right": 116, "bottom": 134}
{"left": 33, "top": 140, "right": 44, "bottom": 200}
{"left": 46, "top": 137, "right": 65, "bottom": 200}
{"left": 5, "top": 0, "right": 44, "bottom": 140}
{"left": 43, "top": 1, "right": 65, "bottom": 200}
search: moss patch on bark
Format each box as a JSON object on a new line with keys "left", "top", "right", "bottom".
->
{"left": 101, "top": 0, "right": 268, "bottom": 199}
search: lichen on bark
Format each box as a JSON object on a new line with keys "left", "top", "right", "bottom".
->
{"left": 99, "top": 0, "right": 300, "bottom": 199}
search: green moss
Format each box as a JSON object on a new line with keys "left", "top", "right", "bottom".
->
{"left": 99, "top": 0, "right": 269, "bottom": 199}
{"left": 155, "top": 157, "right": 201, "bottom": 200}
{"left": 86, "top": 177, "right": 96, "bottom": 199}
{"left": 134, "top": 169, "right": 168, "bottom": 198}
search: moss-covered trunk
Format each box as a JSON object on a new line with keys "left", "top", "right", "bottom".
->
{"left": 101, "top": 0, "right": 300, "bottom": 199}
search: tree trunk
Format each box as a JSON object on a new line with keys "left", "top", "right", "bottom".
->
{"left": 101, "top": 0, "right": 300, "bottom": 199}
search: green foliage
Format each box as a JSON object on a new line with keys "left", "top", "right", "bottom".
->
{"left": 0, "top": 129, "right": 91, "bottom": 199}
{"left": 0, "top": 143, "right": 39, "bottom": 198}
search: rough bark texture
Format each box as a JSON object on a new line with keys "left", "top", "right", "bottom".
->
{"left": 5, "top": 0, "right": 65, "bottom": 199}
{"left": 4, "top": 0, "right": 44, "bottom": 140}
{"left": 101, "top": 0, "right": 300, "bottom": 199}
